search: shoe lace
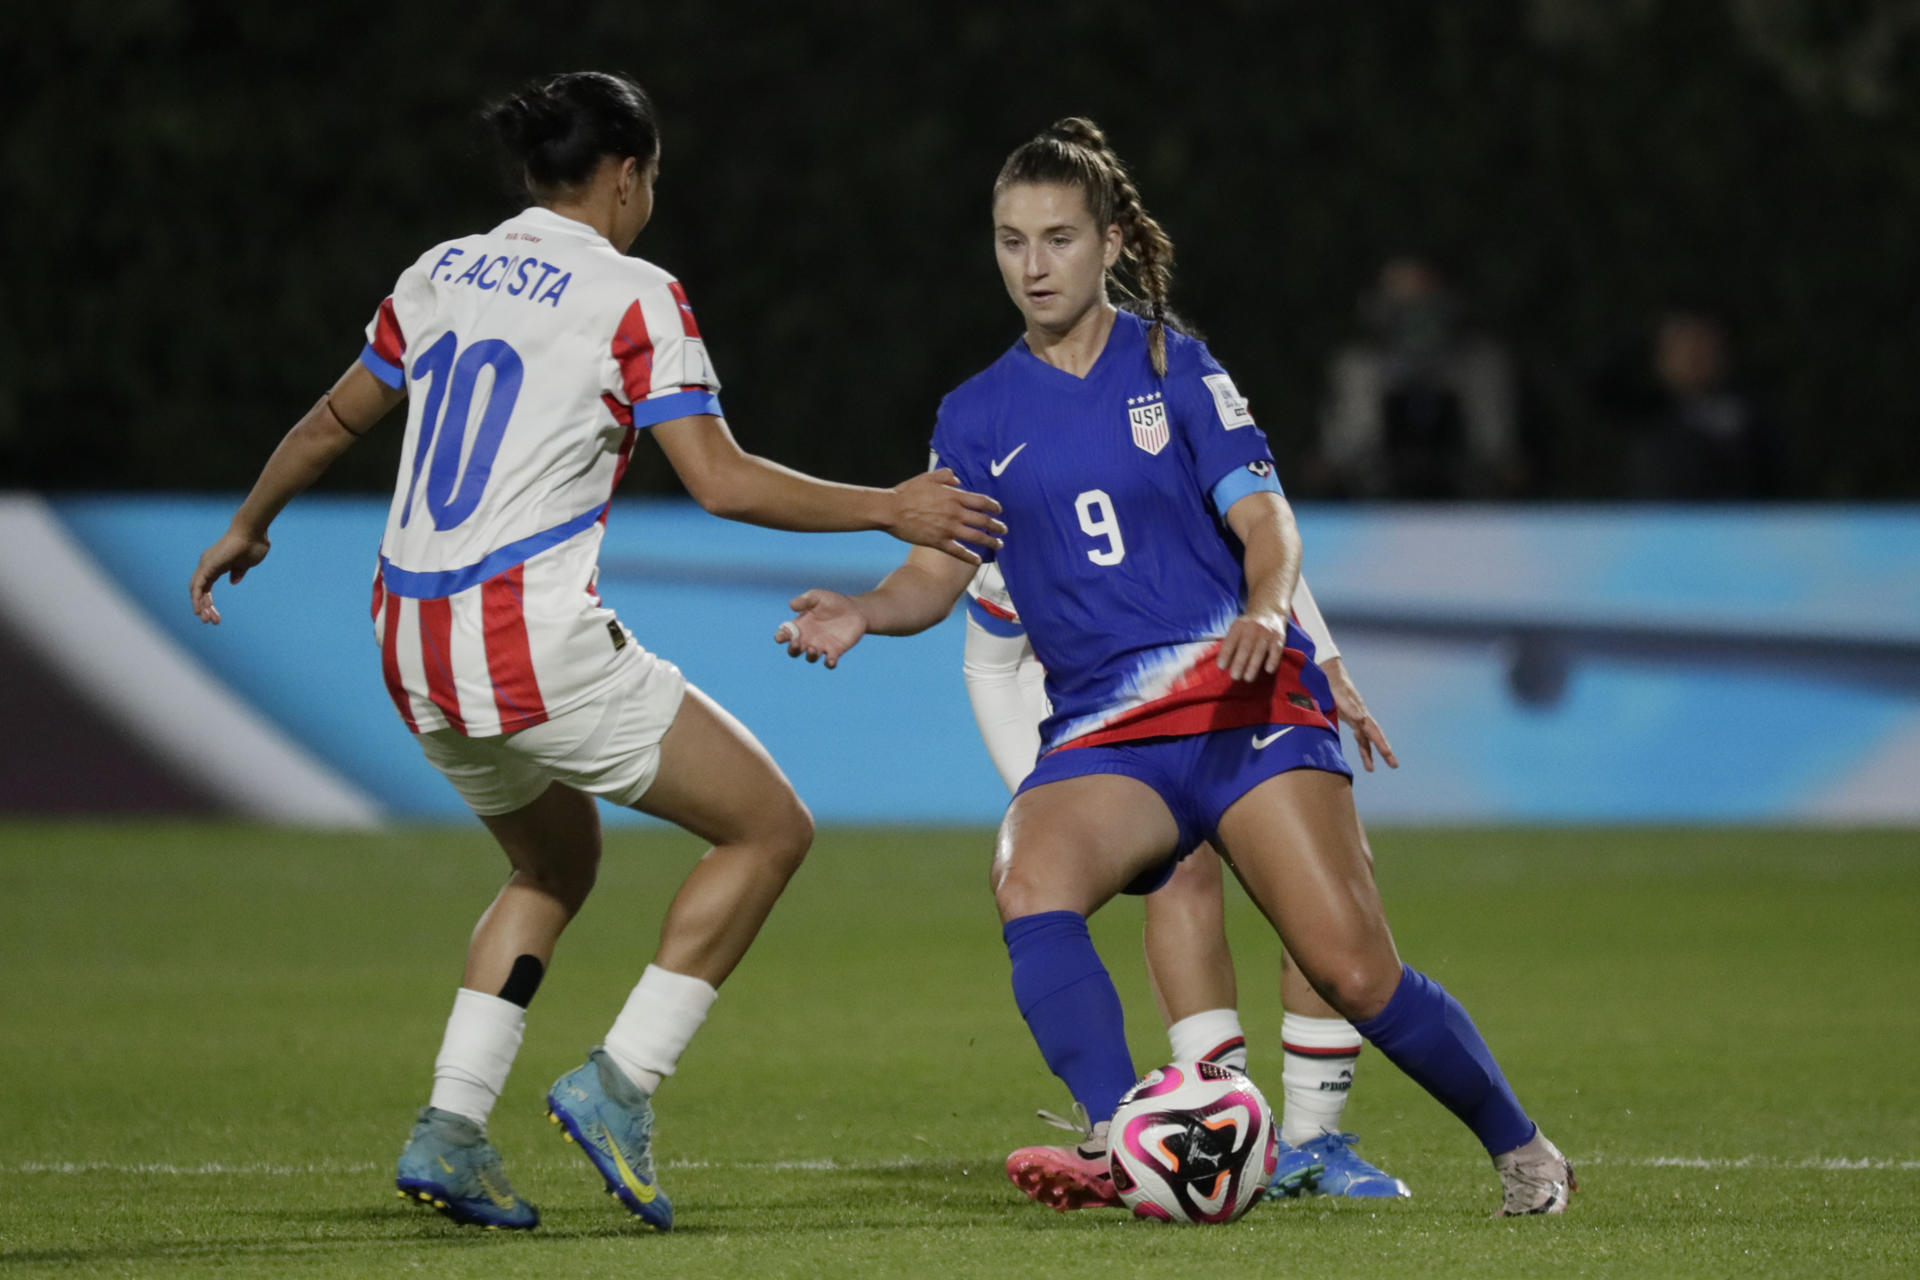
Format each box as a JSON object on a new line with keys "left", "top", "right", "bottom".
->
{"left": 1034, "top": 1102, "right": 1093, "bottom": 1139}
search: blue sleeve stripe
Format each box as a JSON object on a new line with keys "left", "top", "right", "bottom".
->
{"left": 1209, "top": 464, "right": 1284, "bottom": 516}
{"left": 359, "top": 344, "right": 405, "bottom": 389}
{"left": 967, "top": 595, "right": 1026, "bottom": 638}
{"left": 627, "top": 389, "right": 723, "bottom": 429}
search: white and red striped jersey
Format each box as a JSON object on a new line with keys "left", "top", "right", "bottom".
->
{"left": 359, "top": 206, "right": 719, "bottom": 737}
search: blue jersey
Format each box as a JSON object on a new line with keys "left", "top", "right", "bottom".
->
{"left": 930, "top": 310, "right": 1335, "bottom": 755}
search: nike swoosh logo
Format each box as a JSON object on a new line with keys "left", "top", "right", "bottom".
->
{"left": 1251, "top": 727, "right": 1295, "bottom": 749}
{"left": 603, "top": 1127, "right": 658, "bottom": 1203}
{"left": 990, "top": 443, "right": 1028, "bottom": 476}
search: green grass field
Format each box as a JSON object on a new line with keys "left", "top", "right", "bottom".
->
{"left": 2, "top": 823, "right": 1916, "bottom": 1278}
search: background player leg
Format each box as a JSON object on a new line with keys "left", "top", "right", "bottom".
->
{"left": 993, "top": 774, "right": 1181, "bottom": 1210}
{"left": 546, "top": 686, "right": 812, "bottom": 1229}
{"left": 1143, "top": 845, "right": 1245, "bottom": 1070}
{"left": 1214, "top": 769, "right": 1572, "bottom": 1215}
{"left": 1273, "top": 947, "right": 1410, "bottom": 1198}
{"left": 1140, "top": 829, "right": 1403, "bottom": 1197}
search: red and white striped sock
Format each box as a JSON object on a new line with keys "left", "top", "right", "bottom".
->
{"left": 1167, "top": 1008, "right": 1248, "bottom": 1073}
{"left": 1280, "top": 1012, "right": 1363, "bottom": 1146}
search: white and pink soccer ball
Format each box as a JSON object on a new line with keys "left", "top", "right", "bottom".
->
{"left": 1108, "top": 1060, "right": 1278, "bottom": 1224}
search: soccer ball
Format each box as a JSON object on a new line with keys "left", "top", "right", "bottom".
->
{"left": 1107, "top": 1060, "right": 1277, "bottom": 1224}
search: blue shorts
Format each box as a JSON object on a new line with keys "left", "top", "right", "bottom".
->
{"left": 1015, "top": 723, "right": 1352, "bottom": 895}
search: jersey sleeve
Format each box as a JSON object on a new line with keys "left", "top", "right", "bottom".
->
{"left": 602, "top": 277, "right": 725, "bottom": 429}
{"left": 358, "top": 253, "right": 438, "bottom": 389}
{"left": 964, "top": 562, "right": 1024, "bottom": 637}
{"left": 1165, "top": 341, "right": 1284, "bottom": 518}
{"left": 928, "top": 422, "right": 998, "bottom": 564}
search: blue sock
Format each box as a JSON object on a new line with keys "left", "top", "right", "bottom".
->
{"left": 1003, "top": 911, "right": 1137, "bottom": 1125}
{"left": 1354, "top": 965, "right": 1536, "bottom": 1156}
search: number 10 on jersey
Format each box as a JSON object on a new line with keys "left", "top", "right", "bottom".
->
{"left": 1075, "top": 488, "right": 1126, "bottom": 566}
{"left": 402, "top": 331, "right": 526, "bottom": 532}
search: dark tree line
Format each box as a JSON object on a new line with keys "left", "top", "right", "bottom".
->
{"left": 6, "top": 1, "right": 1919, "bottom": 499}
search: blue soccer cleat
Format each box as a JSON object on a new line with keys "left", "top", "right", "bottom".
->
{"left": 395, "top": 1106, "right": 540, "bottom": 1229}
{"left": 1271, "top": 1131, "right": 1411, "bottom": 1200}
{"left": 1265, "top": 1138, "right": 1327, "bottom": 1199}
{"left": 546, "top": 1049, "right": 674, "bottom": 1230}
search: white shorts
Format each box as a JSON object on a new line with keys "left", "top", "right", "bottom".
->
{"left": 416, "top": 646, "right": 689, "bottom": 816}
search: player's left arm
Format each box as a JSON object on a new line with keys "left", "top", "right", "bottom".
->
{"left": 190, "top": 361, "right": 403, "bottom": 624}
{"left": 1219, "top": 490, "right": 1302, "bottom": 682}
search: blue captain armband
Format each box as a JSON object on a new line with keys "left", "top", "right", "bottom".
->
{"left": 1208, "top": 458, "right": 1284, "bottom": 516}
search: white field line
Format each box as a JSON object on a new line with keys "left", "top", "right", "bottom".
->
{"left": 5, "top": 1154, "right": 1917, "bottom": 1177}
{"left": 1, "top": 1156, "right": 934, "bottom": 1177}
{"left": 1582, "top": 1154, "right": 1920, "bottom": 1171}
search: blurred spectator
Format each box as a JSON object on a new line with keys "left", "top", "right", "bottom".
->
{"left": 1589, "top": 309, "right": 1782, "bottom": 499}
{"left": 1314, "top": 257, "right": 1526, "bottom": 499}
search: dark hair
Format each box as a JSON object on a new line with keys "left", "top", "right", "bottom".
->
{"left": 484, "top": 71, "right": 659, "bottom": 200}
{"left": 994, "top": 117, "right": 1186, "bottom": 375}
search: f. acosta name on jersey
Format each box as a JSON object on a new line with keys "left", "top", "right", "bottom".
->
{"left": 428, "top": 247, "right": 573, "bottom": 306}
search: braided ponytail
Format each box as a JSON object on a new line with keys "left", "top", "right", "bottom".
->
{"left": 995, "top": 116, "right": 1180, "bottom": 376}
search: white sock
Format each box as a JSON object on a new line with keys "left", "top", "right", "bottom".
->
{"left": 1279, "top": 1012, "right": 1363, "bottom": 1146}
{"left": 601, "top": 964, "right": 718, "bottom": 1096}
{"left": 1166, "top": 1008, "right": 1248, "bottom": 1073}
{"left": 427, "top": 988, "right": 526, "bottom": 1130}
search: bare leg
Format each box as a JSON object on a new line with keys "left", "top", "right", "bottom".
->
{"left": 1281, "top": 949, "right": 1342, "bottom": 1018}
{"left": 1216, "top": 770, "right": 1542, "bottom": 1169}
{"left": 1212, "top": 770, "right": 1402, "bottom": 1022}
{"left": 1141, "top": 843, "right": 1238, "bottom": 1026}
{"left": 466, "top": 781, "right": 603, "bottom": 992}
{"left": 630, "top": 686, "right": 813, "bottom": 987}
{"left": 995, "top": 774, "right": 1183, "bottom": 1210}
{"left": 1279, "top": 816, "right": 1376, "bottom": 1015}
{"left": 992, "top": 774, "right": 1180, "bottom": 921}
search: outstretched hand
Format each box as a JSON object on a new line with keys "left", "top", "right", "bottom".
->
{"left": 189, "top": 528, "right": 271, "bottom": 625}
{"left": 1321, "top": 655, "right": 1398, "bottom": 772}
{"left": 886, "top": 469, "right": 1004, "bottom": 566}
{"left": 776, "top": 589, "right": 870, "bottom": 669}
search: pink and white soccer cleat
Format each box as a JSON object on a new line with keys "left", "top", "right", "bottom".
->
{"left": 1005, "top": 1105, "right": 1123, "bottom": 1212}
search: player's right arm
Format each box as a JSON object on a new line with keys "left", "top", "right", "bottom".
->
{"left": 190, "top": 361, "right": 404, "bottom": 624}
{"left": 652, "top": 415, "right": 1003, "bottom": 564}
{"left": 776, "top": 546, "right": 974, "bottom": 669}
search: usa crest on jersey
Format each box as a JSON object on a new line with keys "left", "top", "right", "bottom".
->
{"left": 1128, "top": 392, "right": 1170, "bottom": 456}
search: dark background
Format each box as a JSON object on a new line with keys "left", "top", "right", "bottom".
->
{"left": 6, "top": 0, "right": 1918, "bottom": 499}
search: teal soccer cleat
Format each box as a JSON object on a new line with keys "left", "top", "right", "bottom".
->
{"left": 546, "top": 1049, "right": 674, "bottom": 1230}
{"left": 1270, "top": 1131, "right": 1411, "bottom": 1200}
{"left": 394, "top": 1106, "right": 540, "bottom": 1229}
